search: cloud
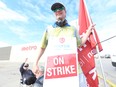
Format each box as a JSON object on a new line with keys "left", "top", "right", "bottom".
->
{"left": 106, "top": 0, "right": 116, "bottom": 7}
{"left": 9, "top": 26, "right": 39, "bottom": 41}
{"left": 0, "top": 1, "right": 27, "bottom": 22}
{"left": 17, "top": 0, "right": 52, "bottom": 23}
{"left": 0, "top": 41, "right": 11, "bottom": 47}
{"left": 98, "top": 12, "right": 116, "bottom": 41}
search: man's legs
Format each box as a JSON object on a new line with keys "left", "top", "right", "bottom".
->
{"left": 79, "top": 73, "right": 88, "bottom": 87}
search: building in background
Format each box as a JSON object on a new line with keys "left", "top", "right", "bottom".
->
{"left": 0, "top": 46, "right": 11, "bottom": 60}
{"left": 0, "top": 42, "right": 45, "bottom": 63}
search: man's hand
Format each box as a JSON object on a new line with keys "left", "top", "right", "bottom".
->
{"left": 33, "top": 64, "right": 39, "bottom": 76}
{"left": 24, "top": 58, "right": 28, "bottom": 63}
{"left": 81, "top": 24, "right": 96, "bottom": 46}
{"left": 87, "top": 24, "right": 96, "bottom": 33}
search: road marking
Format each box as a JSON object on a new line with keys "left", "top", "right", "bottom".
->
{"left": 98, "top": 75, "right": 116, "bottom": 87}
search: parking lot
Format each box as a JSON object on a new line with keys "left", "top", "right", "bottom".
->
{"left": 0, "top": 58, "right": 116, "bottom": 87}
{"left": 95, "top": 58, "right": 116, "bottom": 87}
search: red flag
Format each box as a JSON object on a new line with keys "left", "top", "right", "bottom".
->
{"left": 78, "top": 0, "right": 103, "bottom": 87}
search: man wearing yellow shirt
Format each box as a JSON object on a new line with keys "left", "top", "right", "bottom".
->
{"left": 34, "top": 2, "right": 95, "bottom": 87}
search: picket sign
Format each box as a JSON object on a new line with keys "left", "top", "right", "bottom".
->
{"left": 43, "top": 37, "right": 79, "bottom": 87}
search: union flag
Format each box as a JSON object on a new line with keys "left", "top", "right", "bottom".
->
{"left": 78, "top": 0, "right": 103, "bottom": 87}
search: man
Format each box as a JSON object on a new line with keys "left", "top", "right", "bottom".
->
{"left": 20, "top": 58, "right": 36, "bottom": 86}
{"left": 34, "top": 2, "right": 95, "bottom": 87}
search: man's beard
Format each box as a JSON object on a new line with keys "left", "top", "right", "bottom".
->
{"left": 56, "top": 15, "right": 64, "bottom": 22}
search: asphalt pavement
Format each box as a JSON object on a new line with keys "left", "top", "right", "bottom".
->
{"left": 0, "top": 58, "right": 116, "bottom": 87}
{"left": 95, "top": 58, "right": 116, "bottom": 87}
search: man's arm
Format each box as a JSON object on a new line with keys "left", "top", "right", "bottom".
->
{"left": 20, "top": 58, "right": 28, "bottom": 73}
{"left": 33, "top": 48, "right": 45, "bottom": 74}
{"left": 36, "top": 48, "right": 45, "bottom": 66}
{"left": 20, "top": 63, "right": 25, "bottom": 73}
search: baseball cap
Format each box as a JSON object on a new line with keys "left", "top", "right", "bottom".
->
{"left": 51, "top": 2, "right": 65, "bottom": 12}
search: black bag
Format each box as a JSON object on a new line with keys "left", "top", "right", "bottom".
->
{"left": 25, "top": 76, "right": 36, "bottom": 85}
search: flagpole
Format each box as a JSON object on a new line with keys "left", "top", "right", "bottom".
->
{"left": 95, "top": 44, "right": 108, "bottom": 87}
{"left": 83, "top": 0, "right": 107, "bottom": 87}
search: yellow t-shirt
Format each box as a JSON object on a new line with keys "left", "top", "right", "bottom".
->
{"left": 40, "top": 26, "right": 81, "bottom": 48}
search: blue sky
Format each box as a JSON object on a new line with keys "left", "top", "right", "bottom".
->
{"left": 0, "top": 0, "right": 116, "bottom": 53}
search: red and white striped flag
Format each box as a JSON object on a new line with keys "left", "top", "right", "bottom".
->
{"left": 78, "top": 0, "right": 103, "bottom": 87}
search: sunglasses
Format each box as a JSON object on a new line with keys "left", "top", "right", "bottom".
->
{"left": 24, "top": 66, "right": 28, "bottom": 67}
{"left": 53, "top": 7, "right": 65, "bottom": 12}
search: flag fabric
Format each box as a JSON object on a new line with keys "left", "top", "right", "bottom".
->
{"left": 78, "top": 0, "right": 103, "bottom": 87}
